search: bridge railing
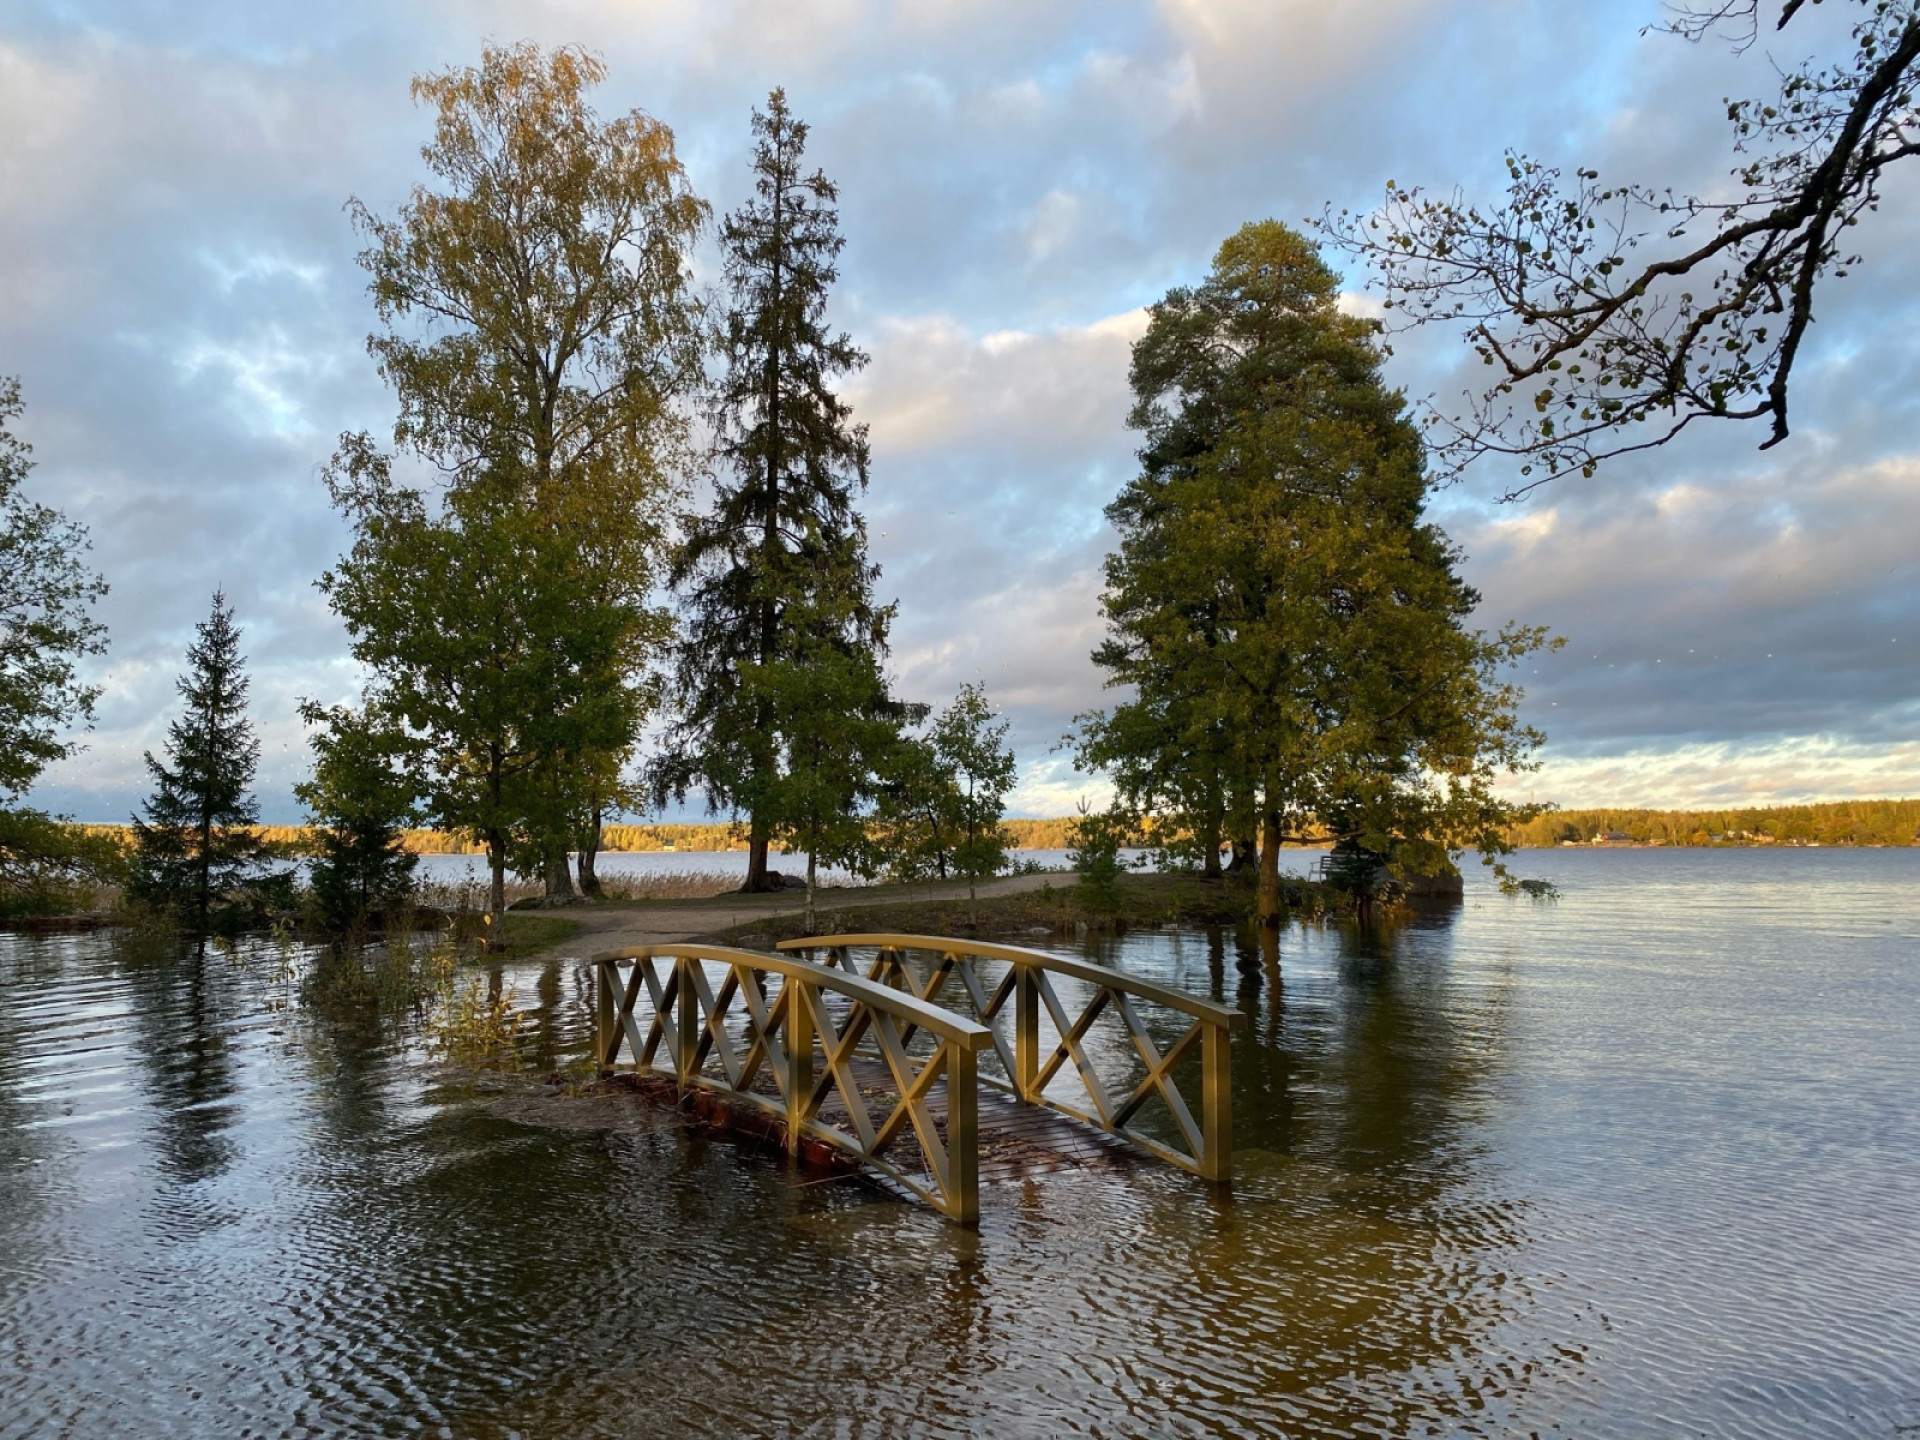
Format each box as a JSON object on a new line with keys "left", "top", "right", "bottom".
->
{"left": 594, "top": 944, "right": 994, "bottom": 1224}
{"left": 776, "top": 934, "right": 1242, "bottom": 1183}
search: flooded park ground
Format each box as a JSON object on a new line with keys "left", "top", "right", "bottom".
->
{"left": 3, "top": 848, "right": 1917, "bottom": 1437}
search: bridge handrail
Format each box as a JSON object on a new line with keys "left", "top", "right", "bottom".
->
{"left": 776, "top": 933, "right": 1245, "bottom": 1031}
{"left": 592, "top": 943, "right": 989, "bottom": 1224}
{"left": 594, "top": 943, "right": 994, "bottom": 1050}
{"left": 777, "top": 932, "right": 1239, "bottom": 1183}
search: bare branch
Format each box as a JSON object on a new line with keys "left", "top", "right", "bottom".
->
{"left": 1321, "top": 0, "right": 1920, "bottom": 488}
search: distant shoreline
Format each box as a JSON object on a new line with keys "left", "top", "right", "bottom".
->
{"left": 59, "top": 799, "right": 1920, "bottom": 853}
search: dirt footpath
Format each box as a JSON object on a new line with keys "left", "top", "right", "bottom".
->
{"left": 525, "top": 871, "right": 1063, "bottom": 963}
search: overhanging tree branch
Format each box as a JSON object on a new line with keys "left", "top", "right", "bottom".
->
{"left": 1320, "top": 0, "right": 1920, "bottom": 494}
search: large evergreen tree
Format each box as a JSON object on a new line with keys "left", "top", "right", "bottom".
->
{"left": 661, "top": 88, "right": 891, "bottom": 891}
{"left": 1085, "top": 221, "right": 1553, "bottom": 929}
{"left": 130, "top": 590, "right": 270, "bottom": 932}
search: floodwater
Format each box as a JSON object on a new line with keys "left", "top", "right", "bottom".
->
{"left": 2, "top": 849, "right": 1917, "bottom": 1437}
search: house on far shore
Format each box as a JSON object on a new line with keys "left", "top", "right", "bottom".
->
{"left": 1592, "top": 831, "right": 1637, "bottom": 846}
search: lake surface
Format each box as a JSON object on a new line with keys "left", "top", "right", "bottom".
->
{"left": 3, "top": 849, "right": 1917, "bottom": 1437}
{"left": 406, "top": 847, "right": 1151, "bottom": 891}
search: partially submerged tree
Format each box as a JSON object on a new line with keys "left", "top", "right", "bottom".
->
{"left": 662, "top": 89, "right": 891, "bottom": 892}
{"left": 1322, "top": 1, "right": 1920, "bottom": 491}
{"left": 1087, "top": 221, "right": 1553, "bottom": 929}
{"left": 297, "top": 700, "right": 420, "bottom": 935}
{"left": 345, "top": 42, "right": 700, "bottom": 898}
{"left": 129, "top": 591, "right": 273, "bottom": 933}
{"left": 0, "top": 377, "right": 108, "bottom": 803}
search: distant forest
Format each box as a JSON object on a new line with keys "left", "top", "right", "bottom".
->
{"left": 1506, "top": 801, "right": 1920, "bottom": 848}
{"left": 76, "top": 806, "right": 1920, "bottom": 856}
{"left": 407, "top": 818, "right": 1086, "bottom": 854}
{"left": 71, "top": 818, "right": 1088, "bottom": 857}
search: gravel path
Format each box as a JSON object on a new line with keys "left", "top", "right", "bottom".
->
{"left": 525, "top": 871, "right": 1064, "bottom": 963}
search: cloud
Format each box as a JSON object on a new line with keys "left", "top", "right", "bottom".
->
{"left": 1502, "top": 733, "right": 1920, "bottom": 810}
{"left": 6, "top": 0, "right": 1919, "bottom": 821}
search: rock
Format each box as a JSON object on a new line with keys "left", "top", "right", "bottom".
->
{"left": 508, "top": 894, "right": 585, "bottom": 910}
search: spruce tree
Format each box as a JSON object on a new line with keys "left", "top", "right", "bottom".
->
{"left": 130, "top": 590, "right": 269, "bottom": 932}
{"left": 661, "top": 89, "right": 892, "bottom": 891}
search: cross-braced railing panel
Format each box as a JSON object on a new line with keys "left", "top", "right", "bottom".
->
{"left": 594, "top": 945, "right": 991, "bottom": 1224}
{"left": 778, "top": 934, "right": 1242, "bottom": 1183}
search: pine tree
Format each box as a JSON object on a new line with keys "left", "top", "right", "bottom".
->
{"left": 1084, "top": 221, "right": 1553, "bottom": 930}
{"left": 661, "top": 89, "right": 891, "bottom": 891}
{"left": 130, "top": 590, "right": 269, "bottom": 932}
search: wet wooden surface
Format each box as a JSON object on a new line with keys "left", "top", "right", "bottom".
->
{"left": 608, "top": 1054, "right": 1141, "bottom": 1191}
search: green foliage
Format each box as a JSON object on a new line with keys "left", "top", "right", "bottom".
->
{"left": 128, "top": 591, "right": 277, "bottom": 932}
{"left": 754, "top": 633, "right": 903, "bottom": 933}
{"left": 874, "top": 683, "right": 1016, "bottom": 905}
{"left": 0, "top": 808, "right": 127, "bottom": 918}
{"left": 321, "top": 443, "right": 646, "bottom": 921}
{"left": 1081, "top": 220, "right": 1554, "bottom": 918}
{"left": 336, "top": 43, "right": 699, "bottom": 914}
{"left": 0, "top": 377, "right": 109, "bottom": 803}
{"left": 660, "top": 90, "right": 897, "bottom": 891}
{"left": 1067, "top": 801, "right": 1128, "bottom": 914}
{"left": 933, "top": 683, "right": 1015, "bottom": 909}
{"left": 350, "top": 42, "right": 705, "bottom": 499}
{"left": 297, "top": 701, "right": 420, "bottom": 934}
{"left": 872, "top": 730, "right": 952, "bottom": 882}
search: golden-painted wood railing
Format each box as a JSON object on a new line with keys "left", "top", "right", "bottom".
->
{"left": 777, "top": 934, "right": 1243, "bottom": 1183}
{"left": 593, "top": 944, "right": 994, "bottom": 1224}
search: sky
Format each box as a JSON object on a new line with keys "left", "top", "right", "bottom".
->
{"left": 2, "top": 0, "right": 1916, "bottom": 823}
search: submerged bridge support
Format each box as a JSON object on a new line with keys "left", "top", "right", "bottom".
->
{"left": 593, "top": 934, "right": 1241, "bottom": 1224}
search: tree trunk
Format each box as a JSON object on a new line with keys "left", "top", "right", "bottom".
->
{"left": 805, "top": 848, "right": 817, "bottom": 936}
{"left": 544, "top": 847, "right": 575, "bottom": 900}
{"left": 1227, "top": 835, "right": 1257, "bottom": 874}
{"left": 1200, "top": 809, "right": 1224, "bottom": 880}
{"left": 196, "top": 822, "right": 212, "bottom": 936}
{"left": 744, "top": 811, "right": 773, "bottom": 892}
{"left": 968, "top": 874, "right": 978, "bottom": 928}
{"left": 577, "top": 807, "right": 603, "bottom": 898}
{"left": 487, "top": 837, "right": 507, "bottom": 940}
{"left": 1257, "top": 808, "right": 1283, "bottom": 930}
{"left": 743, "top": 173, "right": 785, "bottom": 902}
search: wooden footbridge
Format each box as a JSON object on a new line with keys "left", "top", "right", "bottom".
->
{"left": 592, "top": 933, "right": 1243, "bottom": 1224}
